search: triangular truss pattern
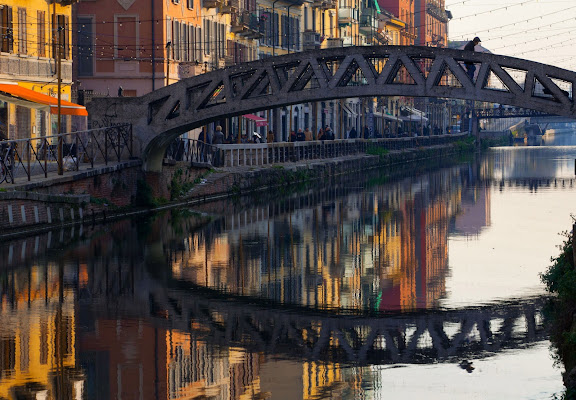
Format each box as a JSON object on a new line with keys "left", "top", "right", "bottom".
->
{"left": 289, "top": 63, "right": 323, "bottom": 91}
{"left": 229, "top": 71, "right": 256, "bottom": 97}
{"left": 366, "top": 56, "right": 389, "bottom": 76}
{"left": 434, "top": 61, "right": 463, "bottom": 88}
{"left": 147, "top": 96, "right": 170, "bottom": 125}
{"left": 186, "top": 83, "right": 211, "bottom": 110}
{"left": 483, "top": 67, "right": 512, "bottom": 92}
{"left": 324, "top": 57, "right": 346, "bottom": 78}
{"left": 134, "top": 46, "right": 576, "bottom": 133}
{"left": 548, "top": 76, "right": 573, "bottom": 100}
{"left": 501, "top": 67, "right": 528, "bottom": 91}
{"left": 166, "top": 100, "right": 180, "bottom": 120}
{"left": 242, "top": 71, "right": 272, "bottom": 99}
{"left": 411, "top": 57, "right": 433, "bottom": 79}
{"left": 385, "top": 59, "right": 417, "bottom": 85}
{"left": 197, "top": 81, "right": 226, "bottom": 109}
{"left": 273, "top": 62, "right": 301, "bottom": 88}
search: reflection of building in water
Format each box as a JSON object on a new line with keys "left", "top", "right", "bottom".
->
{"left": 165, "top": 331, "right": 264, "bottom": 399}
{"left": 0, "top": 263, "right": 83, "bottom": 399}
{"left": 169, "top": 166, "right": 465, "bottom": 313}
{"left": 452, "top": 185, "right": 491, "bottom": 237}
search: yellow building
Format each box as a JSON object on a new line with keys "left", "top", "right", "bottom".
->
{"left": 0, "top": 0, "right": 86, "bottom": 140}
{"left": 0, "top": 264, "right": 82, "bottom": 399}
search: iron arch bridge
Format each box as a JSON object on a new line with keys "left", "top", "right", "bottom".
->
{"left": 87, "top": 45, "right": 576, "bottom": 170}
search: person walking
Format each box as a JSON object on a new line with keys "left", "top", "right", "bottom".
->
{"left": 212, "top": 125, "right": 224, "bottom": 144}
{"left": 464, "top": 37, "right": 481, "bottom": 81}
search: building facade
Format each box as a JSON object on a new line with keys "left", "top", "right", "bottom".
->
{"left": 0, "top": 0, "right": 80, "bottom": 140}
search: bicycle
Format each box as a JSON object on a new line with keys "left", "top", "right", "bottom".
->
{"left": 0, "top": 143, "right": 14, "bottom": 184}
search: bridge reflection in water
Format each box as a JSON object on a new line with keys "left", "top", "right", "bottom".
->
{"left": 0, "top": 155, "right": 556, "bottom": 399}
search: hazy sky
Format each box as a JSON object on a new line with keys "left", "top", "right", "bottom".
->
{"left": 446, "top": 0, "right": 576, "bottom": 70}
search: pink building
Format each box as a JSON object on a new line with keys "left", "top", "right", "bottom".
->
{"left": 74, "top": 0, "right": 206, "bottom": 98}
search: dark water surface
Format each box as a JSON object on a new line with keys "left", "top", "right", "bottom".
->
{"left": 1, "top": 135, "right": 576, "bottom": 399}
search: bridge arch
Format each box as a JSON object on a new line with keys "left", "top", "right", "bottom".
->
{"left": 87, "top": 45, "right": 576, "bottom": 171}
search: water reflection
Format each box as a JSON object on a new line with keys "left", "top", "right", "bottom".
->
{"left": 1, "top": 146, "right": 573, "bottom": 398}
{"left": 171, "top": 165, "right": 474, "bottom": 313}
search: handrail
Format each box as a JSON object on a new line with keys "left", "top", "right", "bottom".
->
{"left": 0, "top": 124, "right": 133, "bottom": 185}
{"left": 164, "top": 133, "right": 469, "bottom": 168}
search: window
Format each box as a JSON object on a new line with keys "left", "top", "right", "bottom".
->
{"left": 52, "top": 14, "right": 69, "bottom": 59}
{"left": 77, "top": 16, "right": 93, "bottom": 76}
{"left": 187, "top": 0, "right": 193, "bottom": 9}
{"left": 0, "top": 5, "right": 13, "bottom": 53}
{"left": 116, "top": 15, "right": 137, "bottom": 60}
{"left": 37, "top": 11, "right": 45, "bottom": 57}
{"left": 17, "top": 8, "right": 25, "bottom": 54}
{"left": 203, "top": 19, "right": 210, "bottom": 55}
{"left": 166, "top": 17, "right": 172, "bottom": 58}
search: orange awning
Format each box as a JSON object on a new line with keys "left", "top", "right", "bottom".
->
{"left": 0, "top": 83, "right": 88, "bottom": 116}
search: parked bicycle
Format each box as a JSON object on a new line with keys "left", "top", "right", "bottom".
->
{"left": 0, "top": 142, "right": 15, "bottom": 183}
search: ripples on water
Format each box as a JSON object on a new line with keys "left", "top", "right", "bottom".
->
{"left": 2, "top": 136, "right": 576, "bottom": 399}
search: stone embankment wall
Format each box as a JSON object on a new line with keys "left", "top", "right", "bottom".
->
{"left": 0, "top": 144, "right": 467, "bottom": 237}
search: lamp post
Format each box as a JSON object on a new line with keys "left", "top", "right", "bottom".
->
{"left": 165, "top": 41, "right": 172, "bottom": 87}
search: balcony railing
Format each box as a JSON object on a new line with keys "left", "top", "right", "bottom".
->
{"left": 203, "top": 0, "right": 223, "bottom": 8}
{"left": 338, "top": 7, "right": 359, "bottom": 24}
{"left": 303, "top": 31, "right": 321, "bottom": 50}
{"left": 325, "top": 38, "right": 344, "bottom": 48}
{"left": 360, "top": 13, "right": 378, "bottom": 33}
{"left": 426, "top": 3, "right": 450, "bottom": 23}
{"left": 312, "top": 0, "right": 336, "bottom": 9}
{"left": 231, "top": 11, "right": 263, "bottom": 39}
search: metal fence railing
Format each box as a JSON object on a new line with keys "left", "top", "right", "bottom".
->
{"left": 165, "top": 138, "right": 225, "bottom": 167}
{"left": 0, "top": 124, "right": 133, "bottom": 185}
{"left": 164, "top": 133, "right": 469, "bottom": 168}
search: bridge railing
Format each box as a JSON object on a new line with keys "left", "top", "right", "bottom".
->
{"left": 0, "top": 124, "right": 133, "bottom": 185}
{"left": 183, "top": 133, "right": 467, "bottom": 168}
{"left": 165, "top": 138, "right": 225, "bottom": 167}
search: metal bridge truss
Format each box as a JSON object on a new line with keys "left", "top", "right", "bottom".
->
{"left": 87, "top": 45, "right": 576, "bottom": 170}
{"left": 145, "top": 285, "right": 548, "bottom": 365}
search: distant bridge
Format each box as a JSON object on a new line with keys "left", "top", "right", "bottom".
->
{"left": 87, "top": 45, "right": 576, "bottom": 171}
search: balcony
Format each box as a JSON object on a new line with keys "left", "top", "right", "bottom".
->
{"left": 303, "top": 31, "right": 321, "bottom": 50}
{"left": 203, "top": 0, "right": 223, "bottom": 8}
{"left": 178, "top": 62, "right": 205, "bottom": 79}
{"left": 426, "top": 3, "right": 450, "bottom": 23}
{"left": 325, "top": 37, "right": 344, "bottom": 48}
{"left": 359, "top": 11, "right": 378, "bottom": 34}
{"left": 231, "top": 11, "right": 263, "bottom": 39}
{"left": 338, "top": 8, "right": 358, "bottom": 24}
{"left": 220, "top": 3, "right": 236, "bottom": 13}
{"left": 312, "top": 0, "right": 336, "bottom": 9}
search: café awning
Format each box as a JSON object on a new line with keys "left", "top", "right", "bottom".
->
{"left": 0, "top": 83, "right": 88, "bottom": 116}
{"left": 243, "top": 113, "right": 268, "bottom": 127}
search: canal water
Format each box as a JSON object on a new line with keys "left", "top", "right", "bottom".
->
{"left": 1, "top": 131, "right": 576, "bottom": 399}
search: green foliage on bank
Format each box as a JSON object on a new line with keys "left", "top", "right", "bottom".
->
{"left": 541, "top": 223, "right": 576, "bottom": 399}
{"left": 453, "top": 136, "right": 476, "bottom": 152}
{"left": 366, "top": 145, "right": 389, "bottom": 157}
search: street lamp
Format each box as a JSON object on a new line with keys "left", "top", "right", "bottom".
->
{"left": 165, "top": 41, "right": 172, "bottom": 87}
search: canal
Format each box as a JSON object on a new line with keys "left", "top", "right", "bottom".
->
{"left": 1, "top": 131, "right": 575, "bottom": 399}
